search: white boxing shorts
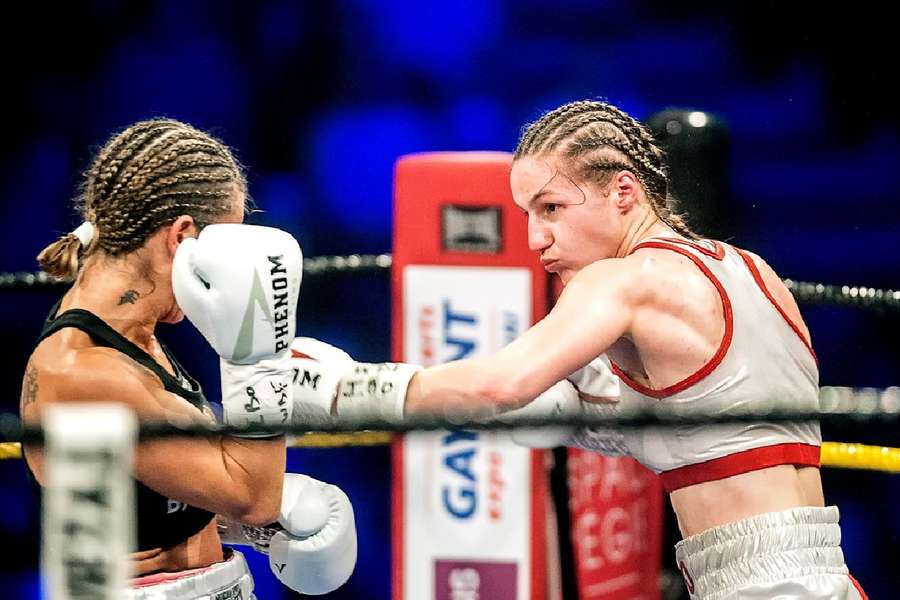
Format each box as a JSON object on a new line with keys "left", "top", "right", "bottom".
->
{"left": 127, "top": 549, "right": 254, "bottom": 600}
{"left": 674, "top": 506, "right": 867, "bottom": 599}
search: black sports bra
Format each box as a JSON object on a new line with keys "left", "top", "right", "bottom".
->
{"left": 25, "top": 302, "right": 216, "bottom": 551}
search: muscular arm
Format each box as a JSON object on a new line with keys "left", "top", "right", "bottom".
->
{"left": 23, "top": 348, "right": 284, "bottom": 526}
{"left": 404, "top": 258, "right": 641, "bottom": 415}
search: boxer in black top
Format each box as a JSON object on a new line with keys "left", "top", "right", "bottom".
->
{"left": 23, "top": 119, "right": 358, "bottom": 598}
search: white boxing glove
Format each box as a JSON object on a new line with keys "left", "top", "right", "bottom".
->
{"left": 173, "top": 224, "right": 302, "bottom": 435}
{"left": 289, "top": 337, "right": 355, "bottom": 427}
{"left": 499, "top": 380, "right": 582, "bottom": 448}
{"left": 217, "top": 473, "right": 357, "bottom": 595}
{"left": 568, "top": 403, "right": 631, "bottom": 457}
{"left": 567, "top": 355, "right": 619, "bottom": 400}
{"left": 503, "top": 356, "right": 622, "bottom": 450}
{"left": 291, "top": 337, "right": 421, "bottom": 425}
{"left": 501, "top": 383, "right": 630, "bottom": 455}
{"left": 269, "top": 474, "right": 357, "bottom": 595}
{"left": 562, "top": 354, "right": 630, "bottom": 455}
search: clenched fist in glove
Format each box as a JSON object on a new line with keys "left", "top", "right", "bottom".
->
{"left": 218, "top": 473, "right": 357, "bottom": 595}
{"left": 498, "top": 379, "right": 584, "bottom": 448}
{"left": 173, "top": 224, "right": 302, "bottom": 435}
{"left": 501, "top": 356, "right": 626, "bottom": 453}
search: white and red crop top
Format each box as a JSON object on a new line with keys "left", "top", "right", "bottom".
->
{"left": 568, "top": 237, "right": 822, "bottom": 493}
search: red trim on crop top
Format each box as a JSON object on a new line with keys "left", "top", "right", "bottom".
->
{"left": 609, "top": 239, "right": 732, "bottom": 399}
{"left": 660, "top": 442, "right": 821, "bottom": 492}
{"left": 734, "top": 248, "right": 817, "bottom": 363}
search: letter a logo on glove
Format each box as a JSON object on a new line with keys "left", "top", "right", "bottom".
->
{"left": 233, "top": 270, "right": 275, "bottom": 362}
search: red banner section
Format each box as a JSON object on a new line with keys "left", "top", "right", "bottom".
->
{"left": 568, "top": 451, "right": 663, "bottom": 600}
{"left": 391, "top": 151, "right": 549, "bottom": 362}
{"left": 391, "top": 152, "right": 549, "bottom": 600}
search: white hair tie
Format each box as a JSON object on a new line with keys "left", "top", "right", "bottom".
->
{"left": 71, "top": 221, "right": 96, "bottom": 247}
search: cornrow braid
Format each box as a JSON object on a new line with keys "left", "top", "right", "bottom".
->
{"left": 517, "top": 100, "right": 602, "bottom": 157}
{"left": 515, "top": 100, "right": 697, "bottom": 239}
{"left": 103, "top": 197, "right": 226, "bottom": 253}
{"left": 86, "top": 121, "right": 180, "bottom": 210}
{"left": 99, "top": 128, "right": 203, "bottom": 203}
{"left": 38, "top": 118, "right": 245, "bottom": 279}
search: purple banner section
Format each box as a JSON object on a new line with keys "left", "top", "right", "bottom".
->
{"left": 434, "top": 559, "right": 518, "bottom": 600}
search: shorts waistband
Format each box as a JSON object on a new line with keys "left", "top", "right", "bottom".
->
{"left": 127, "top": 549, "right": 253, "bottom": 600}
{"left": 674, "top": 507, "right": 848, "bottom": 599}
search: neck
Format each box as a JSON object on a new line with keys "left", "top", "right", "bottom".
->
{"left": 615, "top": 211, "right": 673, "bottom": 258}
{"left": 64, "top": 252, "right": 170, "bottom": 350}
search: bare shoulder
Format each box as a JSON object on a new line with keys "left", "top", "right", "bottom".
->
{"left": 580, "top": 249, "right": 685, "bottom": 304}
{"left": 625, "top": 244, "right": 726, "bottom": 309}
{"left": 25, "top": 344, "right": 187, "bottom": 421}
{"left": 571, "top": 255, "right": 650, "bottom": 289}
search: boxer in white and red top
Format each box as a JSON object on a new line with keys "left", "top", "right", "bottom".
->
{"left": 291, "top": 100, "right": 867, "bottom": 599}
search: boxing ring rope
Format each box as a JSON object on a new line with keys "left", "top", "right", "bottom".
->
{"left": 0, "top": 431, "right": 397, "bottom": 460}
{"left": 0, "top": 254, "right": 393, "bottom": 290}
{"left": 0, "top": 247, "right": 900, "bottom": 472}
{"left": 820, "top": 442, "right": 900, "bottom": 473}
{"left": 2, "top": 436, "right": 899, "bottom": 472}
{"left": 4, "top": 256, "right": 897, "bottom": 598}
{"left": 1, "top": 257, "right": 899, "bottom": 312}
{"left": 2, "top": 255, "right": 899, "bottom": 477}
{"left": 3, "top": 384, "right": 900, "bottom": 471}
{"left": 24, "top": 401, "right": 899, "bottom": 600}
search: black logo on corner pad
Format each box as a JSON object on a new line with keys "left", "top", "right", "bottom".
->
{"left": 442, "top": 205, "right": 502, "bottom": 253}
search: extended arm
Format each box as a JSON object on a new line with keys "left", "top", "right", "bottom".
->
{"left": 405, "top": 258, "right": 637, "bottom": 415}
{"left": 291, "top": 258, "right": 641, "bottom": 424}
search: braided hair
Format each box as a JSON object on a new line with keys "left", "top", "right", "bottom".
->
{"left": 515, "top": 100, "right": 696, "bottom": 238}
{"left": 38, "top": 119, "right": 245, "bottom": 280}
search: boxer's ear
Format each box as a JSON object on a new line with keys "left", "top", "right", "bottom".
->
{"left": 167, "top": 215, "right": 200, "bottom": 256}
{"left": 611, "top": 170, "right": 640, "bottom": 214}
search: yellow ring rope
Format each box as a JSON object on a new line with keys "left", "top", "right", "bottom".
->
{"left": 819, "top": 442, "right": 900, "bottom": 473}
{"left": 0, "top": 431, "right": 396, "bottom": 459}
{"left": 286, "top": 431, "right": 395, "bottom": 448}
{"left": 0, "top": 442, "right": 21, "bottom": 460}
{"left": 1, "top": 437, "right": 898, "bottom": 472}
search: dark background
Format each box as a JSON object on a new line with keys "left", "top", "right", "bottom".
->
{"left": 1, "top": 1, "right": 897, "bottom": 598}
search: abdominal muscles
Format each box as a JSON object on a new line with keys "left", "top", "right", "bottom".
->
{"left": 669, "top": 465, "right": 825, "bottom": 538}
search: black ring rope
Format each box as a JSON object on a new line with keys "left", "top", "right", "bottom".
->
{"left": 1, "top": 256, "right": 896, "bottom": 312}
{"left": 4, "top": 386, "right": 898, "bottom": 444}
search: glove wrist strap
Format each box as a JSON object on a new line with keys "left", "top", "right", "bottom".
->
{"left": 334, "top": 362, "right": 421, "bottom": 423}
{"left": 221, "top": 352, "right": 293, "bottom": 436}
